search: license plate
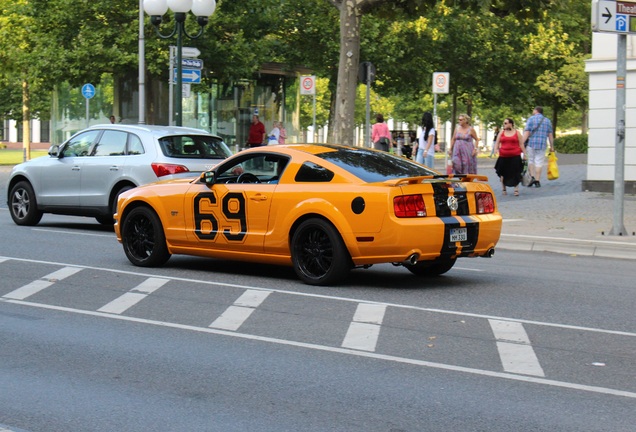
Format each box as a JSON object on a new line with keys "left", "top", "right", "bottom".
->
{"left": 449, "top": 227, "right": 467, "bottom": 242}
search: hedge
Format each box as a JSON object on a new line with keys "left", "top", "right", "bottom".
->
{"left": 554, "top": 134, "right": 587, "bottom": 154}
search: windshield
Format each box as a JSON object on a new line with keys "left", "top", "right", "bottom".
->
{"left": 314, "top": 146, "right": 436, "bottom": 182}
{"left": 159, "top": 135, "right": 233, "bottom": 159}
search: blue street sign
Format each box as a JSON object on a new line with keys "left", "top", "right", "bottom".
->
{"left": 174, "top": 68, "right": 201, "bottom": 84}
{"left": 182, "top": 58, "right": 203, "bottom": 69}
{"left": 81, "top": 83, "right": 96, "bottom": 99}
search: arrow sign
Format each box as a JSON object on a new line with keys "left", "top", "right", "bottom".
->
{"left": 603, "top": 6, "right": 612, "bottom": 23}
{"left": 181, "top": 47, "right": 201, "bottom": 58}
{"left": 174, "top": 68, "right": 201, "bottom": 84}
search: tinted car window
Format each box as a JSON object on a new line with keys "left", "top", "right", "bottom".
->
{"left": 127, "top": 133, "right": 144, "bottom": 155}
{"left": 315, "top": 146, "right": 435, "bottom": 182}
{"left": 295, "top": 162, "right": 334, "bottom": 183}
{"left": 62, "top": 130, "right": 100, "bottom": 157}
{"left": 93, "top": 130, "right": 127, "bottom": 156}
{"left": 158, "top": 135, "right": 232, "bottom": 159}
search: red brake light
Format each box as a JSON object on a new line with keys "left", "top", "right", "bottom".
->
{"left": 394, "top": 195, "right": 427, "bottom": 218}
{"left": 475, "top": 192, "right": 495, "bottom": 214}
{"left": 151, "top": 163, "right": 190, "bottom": 177}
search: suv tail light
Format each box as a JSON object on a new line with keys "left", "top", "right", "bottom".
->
{"left": 475, "top": 192, "right": 495, "bottom": 214}
{"left": 394, "top": 195, "right": 426, "bottom": 218}
{"left": 151, "top": 163, "right": 190, "bottom": 177}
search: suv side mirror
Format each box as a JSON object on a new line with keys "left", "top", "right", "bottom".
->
{"left": 48, "top": 144, "right": 61, "bottom": 157}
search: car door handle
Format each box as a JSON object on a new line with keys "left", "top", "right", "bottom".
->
{"left": 110, "top": 166, "right": 120, "bottom": 171}
{"left": 250, "top": 194, "right": 268, "bottom": 201}
{"left": 72, "top": 166, "right": 81, "bottom": 171}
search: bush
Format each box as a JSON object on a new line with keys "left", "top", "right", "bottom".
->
{"left": 554, "top": 134, "right": 587, "bottom": 154}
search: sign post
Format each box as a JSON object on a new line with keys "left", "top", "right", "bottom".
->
{"left": 81, "top": 83, "right": 96, "bottom": 128}
{"left": 591, "top": 0, "right": 629, "bottom": 235}
{"left": 432, "top": 72, "right": 450, "bottom": 170}
{"left": 300, "top": 76, "right": 317, "bottom": 142}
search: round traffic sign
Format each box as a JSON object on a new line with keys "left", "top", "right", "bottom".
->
{"left": 81, "top": 83, "right": 96, "bottom": 99}
{"left": 300, "top": 76, "right": 316, "bottom": 95}
{"left": 432, "top": 72, "right": 449, "bottom": 94}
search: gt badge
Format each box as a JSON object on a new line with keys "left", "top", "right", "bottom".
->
{"left": 447, "top": 196, "right": 458, "bottom": 211}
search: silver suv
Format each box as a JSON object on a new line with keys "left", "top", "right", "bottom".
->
{"left": 7, "top": 124, "right": 232, "bottom": 225}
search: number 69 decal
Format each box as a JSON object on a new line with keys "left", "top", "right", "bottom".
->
{"left": 193, "top": 191, "right": 247, "bottom": 241}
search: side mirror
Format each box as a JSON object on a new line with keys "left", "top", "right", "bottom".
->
{"left": 202, "top": 170, "right": 216, "bottom": 186}
{"left": 48, "top": 144, "right": 60, "bottom": 157}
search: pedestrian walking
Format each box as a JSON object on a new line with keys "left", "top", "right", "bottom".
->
{"left": 494, "top": 118, "right": 525, "bottom": 196}
{"left": 267, "top": 122, "right": 280, "bottom": 145}
{"left": 371, "top": 113, "right": 391, "bottom": 151}
{"left": 413, "top": 112, "right": 436, "bottom": 169}
{"left": 522, "top": 106, "right": 555, "bottom": 188}
{"left": 277, "top": 121, "right": 287, "bottom": 144}
{"left": 449, "top": 114, "right": 479, "bottom": 174}
{"left": 246, "top": 114, "right": 266, "bottom": 149}
{"left": 489, "top": 126, "right": 499, "bottom": 158}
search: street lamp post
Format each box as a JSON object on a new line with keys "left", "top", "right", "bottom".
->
{"left": 143, "top": 0, "right": 216, "bottom": 126}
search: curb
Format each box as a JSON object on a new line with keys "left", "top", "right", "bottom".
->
{"left": 497, "top": 234, "right": 636, "bottom": 260}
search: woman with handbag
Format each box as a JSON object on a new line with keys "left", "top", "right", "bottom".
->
{"left": 372, "top": 113, "right": 391, "bottom": 151}
{"left": 494, "top": 118, "right": 525, "bottom": 196}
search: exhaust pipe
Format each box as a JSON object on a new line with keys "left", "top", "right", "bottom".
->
{"left": 404, "top": 253, "right": 419, "bottom": 265}
{"left": 484, "top": 248, "right": 495, "bottom": 258}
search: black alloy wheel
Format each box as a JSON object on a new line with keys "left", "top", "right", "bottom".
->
{"left": 121, "top": 206, "right": 170, "bottom": 267}
{"left": 291, "top": 218, "right": 351, "bottom": 286}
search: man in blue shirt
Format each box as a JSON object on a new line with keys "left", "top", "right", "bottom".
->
{"left": 522, "top": 106, "right": 555, "bottom": 188}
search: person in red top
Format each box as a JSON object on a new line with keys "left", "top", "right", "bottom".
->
{"left": 371, "top": 113, "right": 392, "bottom": 151}
{"left": 494, "top": 117, "right": 525, "bottom": 196}
{"left": 247, "top": 114, "right": 266, "bottom": 148}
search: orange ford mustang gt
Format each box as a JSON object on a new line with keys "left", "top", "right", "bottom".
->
{"left": 114, "top": 144, "right": 502, "bottom": 286}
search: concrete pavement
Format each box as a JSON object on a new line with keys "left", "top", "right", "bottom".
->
{"left": 2, "top": 153, "right": 636, "bottom": 260}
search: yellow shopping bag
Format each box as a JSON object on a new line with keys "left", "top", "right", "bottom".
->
{"left": 547, "top": 151, "right": 559, "bottom": 180}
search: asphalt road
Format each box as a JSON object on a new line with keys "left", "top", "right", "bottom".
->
{"left": 1, "top": 212, "right": 635, "bottom": 431}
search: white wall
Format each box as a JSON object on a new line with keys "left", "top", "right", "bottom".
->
{"left": 586, "top": 32, "right": 636, "bottom": 182}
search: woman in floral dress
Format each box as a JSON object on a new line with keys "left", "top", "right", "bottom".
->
{"left": 449, "top": 114, "right": 480, "bottom": 174}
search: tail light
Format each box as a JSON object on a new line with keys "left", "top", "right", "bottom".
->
{"left": 475, "top": 192, "right": 495, "bottom": 214}
{"left": 151, "top": 163, "right": 190, "bottom": 177}
{"left": 394, "top": 195, "right": 427, "bottom": 218}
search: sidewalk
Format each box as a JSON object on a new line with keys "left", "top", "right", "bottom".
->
{"left": 2, "top": 155, "right": 636, "bottom": 260}
{"left": 474, "top": 154, "right": 636, "bottom": 260}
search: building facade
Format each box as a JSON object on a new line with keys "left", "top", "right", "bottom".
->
{"left": 585, "top": 32, "right": 636, "bottom": 193}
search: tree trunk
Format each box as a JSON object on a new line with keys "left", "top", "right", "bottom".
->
{"left": 332, "top": 1, "right": 362, "bottom": 146}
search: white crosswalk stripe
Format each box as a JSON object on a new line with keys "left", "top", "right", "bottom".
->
{"left": 2, "top": 267, "right": 83, "bottom": 300}
{"left": 97, "top": 277, "right": 169, "bottom": 314}
{"left": 342, "top": 303, "right": 386, "bottom": 351}
{"left": 489, "top": 319, "right": 545, "bottom": 377}
{"left": 209, "top": 289, "right": 271, "bottom": 331}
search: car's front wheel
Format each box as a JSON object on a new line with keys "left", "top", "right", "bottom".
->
{"left": 291, "top": 218, "right": 351, "bottom": 286}
{"left": 121, "top": 206, "right": 170, "bottom": 267}
{"left": 9, "top": 181, "right": 43, "bottom": 226}
{"left": 404, "top": 258, "right": 456, "bottom": 276}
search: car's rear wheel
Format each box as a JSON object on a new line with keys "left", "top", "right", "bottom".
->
{"left": 291, "top": 218, "right": 351, "bottom": 286}
{"left": 9, "top": 181, "right": 43, "bottom": 226}
{"left": 121, "top": 206, "right": 170, "bottom": 267}
{"left": 405, "top": 258, "right": 456, "bottom": 276}
{"left": 97, "top": 185, "right": 135, "bottom": 225}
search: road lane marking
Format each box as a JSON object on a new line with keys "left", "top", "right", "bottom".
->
{"left": 32, "top": 228, "right": 113, "bottom": 238}
{"left": 210, "top": 289, "right": 271, "bottom": 331}
{"left": 2, "top": 267, "right": 82, "bottom": 300}
{"left": 4, "top": 297, "right": 636, "bottom": 400}
{"left": 489, "top": 319, "right": 545, "bottom": 377}
{"left": 97, "top": 277, "right": 169, "bottom": 314}
{"left": 2, "top": 256, "right": 636, "bottom": 338}
{"left": 342, "top": 303, "right": 387, "bottom": 351}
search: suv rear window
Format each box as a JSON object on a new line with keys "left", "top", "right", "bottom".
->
{"left": 159, "top": 135, "right": 232, "bottom": 159}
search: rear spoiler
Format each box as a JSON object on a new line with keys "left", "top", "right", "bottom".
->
{"left": 387, "top": 174, "right": 489, "bottom": 186}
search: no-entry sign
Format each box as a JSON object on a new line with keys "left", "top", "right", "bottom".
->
{"left": 300, "top": 75, "right": 316, "bottom": 95}
{"left": 432, "top": 72, "right": 449, "bottom": 94}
